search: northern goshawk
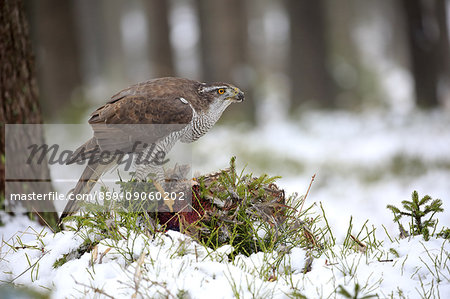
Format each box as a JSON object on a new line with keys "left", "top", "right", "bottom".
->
{"left": 59, "top": 77, "right": 244, "bottom": 222}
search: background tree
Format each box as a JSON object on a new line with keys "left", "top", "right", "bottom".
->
{"left": 27, "top": 0, "right": 82, "bottom": 121}
{"left": 286, "top": 0, "right": 336, "bottom": 109}
{"left": 0, "top": 0, "right": 58, "bottom": 228}
{"left": 401, "top": 0, "right": 449, "bottom": 108}
{"left": 145, "top": 0, "right": 175, "bottom": 77}
{"left": 96, "top": 0, "right": 128, "bottom": 86}
{"left": 195, "top": 0, "right": 253, "bottom": 121}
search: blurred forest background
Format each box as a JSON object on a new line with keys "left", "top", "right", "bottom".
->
{"left": 24, "top": 0, "right": 450, "bottom": 123}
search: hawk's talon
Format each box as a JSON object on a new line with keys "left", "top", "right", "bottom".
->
{"left": 152, "top": 180, "right": 174, "bottom": 212}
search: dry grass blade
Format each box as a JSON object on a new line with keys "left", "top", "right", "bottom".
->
{"left": 300, "top": 174, "right": 316, "bottom": 213}
{"left": 132, "top": 251, "right": 146, "bottom": 298}
{"left": 99, "top": 247, "right": 111, "bottom": 264}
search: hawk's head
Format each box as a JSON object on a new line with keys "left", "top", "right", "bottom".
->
{"left": 198, "top": 83, "right": 245, "bottom": 104}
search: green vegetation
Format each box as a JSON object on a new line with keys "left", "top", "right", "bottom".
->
{"left": 62, "top": 157, "right": 324, "bottom": 261}
{"left": 387, "top": 190, "right": 446, "bottom": 241}
{"left": 337, "top": 283, "right": 377, "bottom": 299}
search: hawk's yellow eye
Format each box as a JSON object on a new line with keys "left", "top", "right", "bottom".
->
{"left": 218, "top": 88, "right": 225, "bottom": 95}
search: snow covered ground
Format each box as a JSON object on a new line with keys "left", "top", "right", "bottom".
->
{"left": 1, "top": 110, "right": 449, "bottom": 298}
{"left": 0, "top": 213, "right": 448, "bottom": 298}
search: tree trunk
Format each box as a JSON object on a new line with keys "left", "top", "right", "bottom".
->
{"left": 435, "top": 0, "right": 450, "bottom": 105}
{"left": 28, "top": 0, "right": 82, "bottom": 120}
{"left": 195, "top": 0, "right": 212, "bottom": 81}
{"left": 401, "top": 0, "right": 445, "bottom": 108}
{"left": 195, "top": 0, "right": 253, "bottom": 122}
{"left": 196, "top": 0, "right": 247, "bottom": 83}
{"left": 287, "top": 0, "right": 336, "bottom": 109}
{"left": 0, "top": 0, "right": 58, "bottom": 228}
{"left": 145, "top": 0, "right": 175, "bottom": 77}
{"left": 99, "top": 0, "right": 127, "bottom": 84}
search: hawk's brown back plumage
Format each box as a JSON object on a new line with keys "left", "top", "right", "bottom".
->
{"left": 68, "top": 78, "right": 201, "bottom": 164}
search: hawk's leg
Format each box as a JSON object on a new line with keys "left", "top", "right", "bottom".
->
{"left": 133, "top": 142, "right": 175, "bottom": 212}
{"left": 133, "top": 137, "right": 170, "bottom": 183}
{"left": 134, "top": 163, "right": 175, "bottom": 212}
{"left": 134, "top": 163, "right": 164, "bottom": 183}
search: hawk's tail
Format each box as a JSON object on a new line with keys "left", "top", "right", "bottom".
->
{"left": 58, "top": 161, "right": 112, "bottom": 224}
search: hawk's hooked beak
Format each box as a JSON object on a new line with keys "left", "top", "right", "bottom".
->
{"left": 229, "top": 88, "right": 244, "bottom": 102}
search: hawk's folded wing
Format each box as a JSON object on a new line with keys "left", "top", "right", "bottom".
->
{"left": 68, "top": 95, "right": 193, "bottom": 164}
